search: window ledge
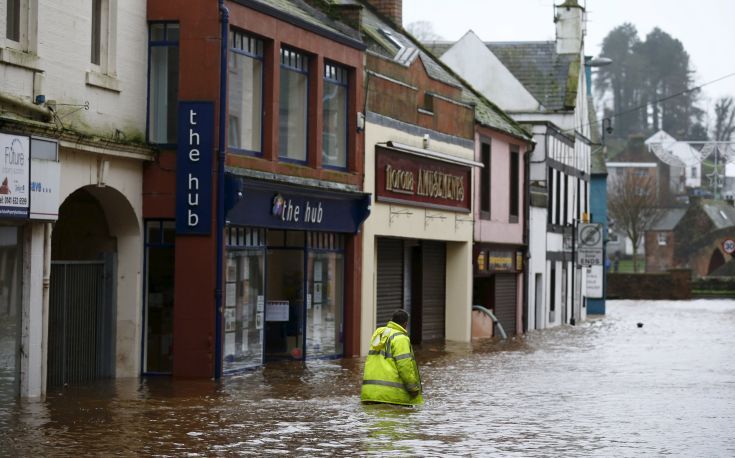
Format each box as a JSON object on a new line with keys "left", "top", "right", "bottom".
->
{"left": 0, "top": 47, "right": 42, "bottom": 72}
{"left": 86, "top": 70, "right": 121, "bottom": 92}
{"left": 417, "top": 108, "right": 434, "bottom": 116}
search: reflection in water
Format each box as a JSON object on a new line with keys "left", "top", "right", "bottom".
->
{"left": 1, "top": 300, "right": 734, "bottom": 456}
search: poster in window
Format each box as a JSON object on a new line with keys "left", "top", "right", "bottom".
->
{"left": 257, "top": 295, "right": 264, "bottom": 312}
{"left": 266, "top": 300, "right": 289, "bottom": 321}
{"left": 255, "top": 311, "right": 263, "bottom": 330}
{"left": 225, "top": 307, "right": 237, "bottom": 332}
{"left": 226, "top": 283, "right": 236, "bottom": 307}
{"left": 313, "top": 282, "right": 323, "bottom": 304}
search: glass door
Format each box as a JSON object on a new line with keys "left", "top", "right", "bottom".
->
{"left": 306, "top": 252, "right": 344, "bottom": 358}
{"left": 265, "top": 248, "right": 304, "bottom": 360}
{"left": 224, "top": 249, "right": 265, "bottom": 371}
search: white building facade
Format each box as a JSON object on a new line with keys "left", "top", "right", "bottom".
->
{"left": 1, "top": 0, "right": 152, "bottom": 398}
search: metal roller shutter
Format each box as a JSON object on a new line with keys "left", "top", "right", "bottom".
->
{"left": 494, "top": 274, "right": 517, "bottom": 336}
{"left": 421, "top": 241, "right": 446, "bottom": 341}
{"left": 376, "top": 238, "right": 404, "bottom": 326}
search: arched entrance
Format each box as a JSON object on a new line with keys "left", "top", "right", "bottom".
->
{"left": 708, "top": 249, "right": 725, "bottom": 275}
{"left": 48, "top": 185, "right": 140, "bottom": 388}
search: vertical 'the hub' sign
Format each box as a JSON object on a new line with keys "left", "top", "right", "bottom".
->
{"left": 177, "top": 101, "right": 213, "bottom": 235}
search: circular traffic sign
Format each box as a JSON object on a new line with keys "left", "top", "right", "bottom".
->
{"left": 722, "top": 239, "right": 735, "bottom": 254}
{"left": 579, "top": 225, "right": 602, "bottom": 247}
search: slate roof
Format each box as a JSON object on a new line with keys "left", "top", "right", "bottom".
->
{"left": 247, "top": 0, "right": 361, "bottom": 44}
{"left": 650, "top": 208, "right": 686, "bottom": 231}
{"left": 701, "top": 200, "right": 735, "bottom": 229}
{"left": 484, "top": 41, "right": 579, "bottom": 112}
{"left": 338, "top": 1, "right": 530, "bottom": 141}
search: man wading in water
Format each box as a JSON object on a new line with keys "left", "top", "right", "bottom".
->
{"left": 361, "top": 309, "right": 423, "bottom": 406}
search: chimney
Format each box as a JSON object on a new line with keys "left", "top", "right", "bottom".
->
{"left": 333, "top": 4, "right": 363, "bottom": 31}
{"left": 554, "top": 0, "right": 585, "bottom": 54}
{"left": 365, "top": 0, "right": 402, "bottom": 27}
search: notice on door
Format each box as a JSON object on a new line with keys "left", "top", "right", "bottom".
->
{"left": 266, "top": 300, "right": 289, "bottom": 322}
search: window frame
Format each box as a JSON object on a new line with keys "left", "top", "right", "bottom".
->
{"left": 509, "top": 147, "right": 519, "bottom": 222}
{"left": 278, "top": 46, "right": 310, "bottom": 165}
{"left": 146, "top": 21, "right": 180, "bottom": 146}
{"left": 2, "top": 0, "right": 37, "bottom": 56}
{"left": 321, "top": 61, "right": 349, "bottom": 171}
{"left": 480, "top": 141, "right": 491, "bottom": 218}
{"left": 657, "top": 232, "right": 668, "bottom": 246}
{"left": 228, "top": 29, "right": 265, "bottom": 157}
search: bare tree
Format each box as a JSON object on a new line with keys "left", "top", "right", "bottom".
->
{"left": 405, "top": 21, "right": 443, "bottom": 42}
{"left": 608, "top": 171, "right": 663, "bottom": 272}
{"left": 713, "top": 96, "right": 735, "bottom": 142}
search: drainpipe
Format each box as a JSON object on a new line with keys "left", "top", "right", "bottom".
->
{"left": 522, "top": 143, "right": 533, "bottom": 333}
{"left": 41, "top": 222, "right": 52, "bottom": 398}
{"left": 214, "top": 0, "right": 229, "bottom": 379}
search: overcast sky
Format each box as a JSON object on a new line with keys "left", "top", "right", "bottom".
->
{"left": 403, "top": 0, "right": 735, "bottom": 124}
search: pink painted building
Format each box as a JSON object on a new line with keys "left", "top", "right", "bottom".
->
{"left": 467, "top": 92, "right": 533, "bottom": 337}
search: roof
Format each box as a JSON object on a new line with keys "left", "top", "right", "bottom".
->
{"left": 484, "top": 41, "right": 579, "bottom": 111}
{"left": 650, "top": 208, "right": 686, "bottom": 231}
{"left": 462, "top": 89, "right": 531, "bottom": 140}
{"left": 245, "top": 0, "right": 362, "bottom": 46}
{"left": 343, "top": 1, "right": 531, "bottom": 142}
{"left": 701, "top": 200, "right": 735, "bottom": 230}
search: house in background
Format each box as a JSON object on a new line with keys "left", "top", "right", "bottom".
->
{"left": 426, "top": 0, "right": 594, "bottom": 329}
{"left": 644, "top": 208, "right": 686, "bottom": 273}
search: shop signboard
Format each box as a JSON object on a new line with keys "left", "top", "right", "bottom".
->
{"left": 225, "top": 176, "right": 371, "bottom": 233}
{"left": 176, "top": 101, "right": 213, "bottom": 235}
{"left": 375, "top": 146, "right": 471, "bottom": 213}
{"left": 30, "top": 138, "right": 60, "bottom": 221}
{"left": 0, "top": 133, "right": 30, "bottom": 219}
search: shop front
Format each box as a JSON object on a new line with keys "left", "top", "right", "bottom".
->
{"left": 223, "top": 176, "right": 370, "bottom": 372}
{"left": 473, "top": 245, "right": 524, "bottom": 336}
{"left": 361, "top": 141, "right": 478, "bottom": 353}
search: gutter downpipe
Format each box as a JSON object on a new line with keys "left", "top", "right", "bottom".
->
{"left": 522, "top": 141, "right": 534, "bottom": 333}
{"left": 215, "top": 0, "right": 229, "bottom": 379}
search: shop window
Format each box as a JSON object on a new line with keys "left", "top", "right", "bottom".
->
{"left": 480, "top": 142, "right": 491, "bottom": 217}
{"left": 225, "top": 227, "right": 266, "bottom": 371}
{"left": 307, "top": 251, "right": 344, "bottom": 357}
{"left": 147, "top": 22, "right": 179, "bottom": 144}
{"left": 143, "top": 220, "right": 175, "bottom": 374}
{"left": 279, "top": 47, "right": 309, "bottom": 163}
{"left": 228, "top": 30, "right": 263, "bottom": 155}
{"left": 509, "top": 148, "right": 519, "bottom": 222}
{"left": 322, "top": 62, "right": 348, "bottom": 169}
{"left": 0, "top": 226, "right": 22, "bottom": 395}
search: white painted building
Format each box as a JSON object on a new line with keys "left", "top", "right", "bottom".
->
{"left": 1, "top": 0, "right": 152, "bottom": 398}
{"left": 426, "top": 0, "right": 593, "bottom": 330}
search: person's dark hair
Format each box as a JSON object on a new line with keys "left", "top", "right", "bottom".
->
{"left": 392, "top": 309, "right": 409, "bottom": 327}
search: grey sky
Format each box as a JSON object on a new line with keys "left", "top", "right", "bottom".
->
{"left": 404, "top": 0, "right": 735, "bottom": 124}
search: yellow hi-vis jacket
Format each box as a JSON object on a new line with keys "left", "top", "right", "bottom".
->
{"left": 361, "top": 321, "right": 423, "bottom": 405}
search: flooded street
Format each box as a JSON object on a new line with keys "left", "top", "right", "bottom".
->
{"left": 2, "top": 299, "right": 734, "bottom": 456}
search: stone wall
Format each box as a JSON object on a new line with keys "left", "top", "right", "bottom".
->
{"left": 607, "top": 269, "right": 691, "bottom": 300}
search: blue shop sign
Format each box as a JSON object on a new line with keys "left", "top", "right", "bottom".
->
{"left": 225, "top": 176, "right": 371, "bottom": 233}
{"left": 176, "top": 101, "right": 213, "bottom": 235}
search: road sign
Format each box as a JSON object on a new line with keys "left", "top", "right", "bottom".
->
{"left": 722, "top": 239, "right": 735, "bottom": 254}
{"left": 577, "top": 223, "right": 603, "bottom": 266}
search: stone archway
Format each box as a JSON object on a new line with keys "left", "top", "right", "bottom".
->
{"left": 49, "top": 185, "right": 140, "bottom": 387}
{"left": 708, "top": 249, "right": 726, "bottom": 275}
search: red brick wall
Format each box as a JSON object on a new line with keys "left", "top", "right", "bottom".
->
{"left": 645, "top": 231, "right": 675, "bottom": 273}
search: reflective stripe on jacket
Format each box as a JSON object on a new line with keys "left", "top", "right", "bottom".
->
{"left": 361, "top": 321, "right": 423, "bottom": 406}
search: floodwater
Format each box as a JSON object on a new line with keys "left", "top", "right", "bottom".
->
{"left": 1, "top": 300, "right": 734, "bottom": 456}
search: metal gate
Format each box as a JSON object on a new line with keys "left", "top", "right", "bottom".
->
{"left": 494, "top": 274, "right": 517, "bottom": 336}
{"left": 48, "top": 258, "right": 116, "bottom": 387}
{"left": 420, "top": 241, "right": 445, "bottom": 342}
{"left": 376, "top": 238, "right": 404, "bottom": 326}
